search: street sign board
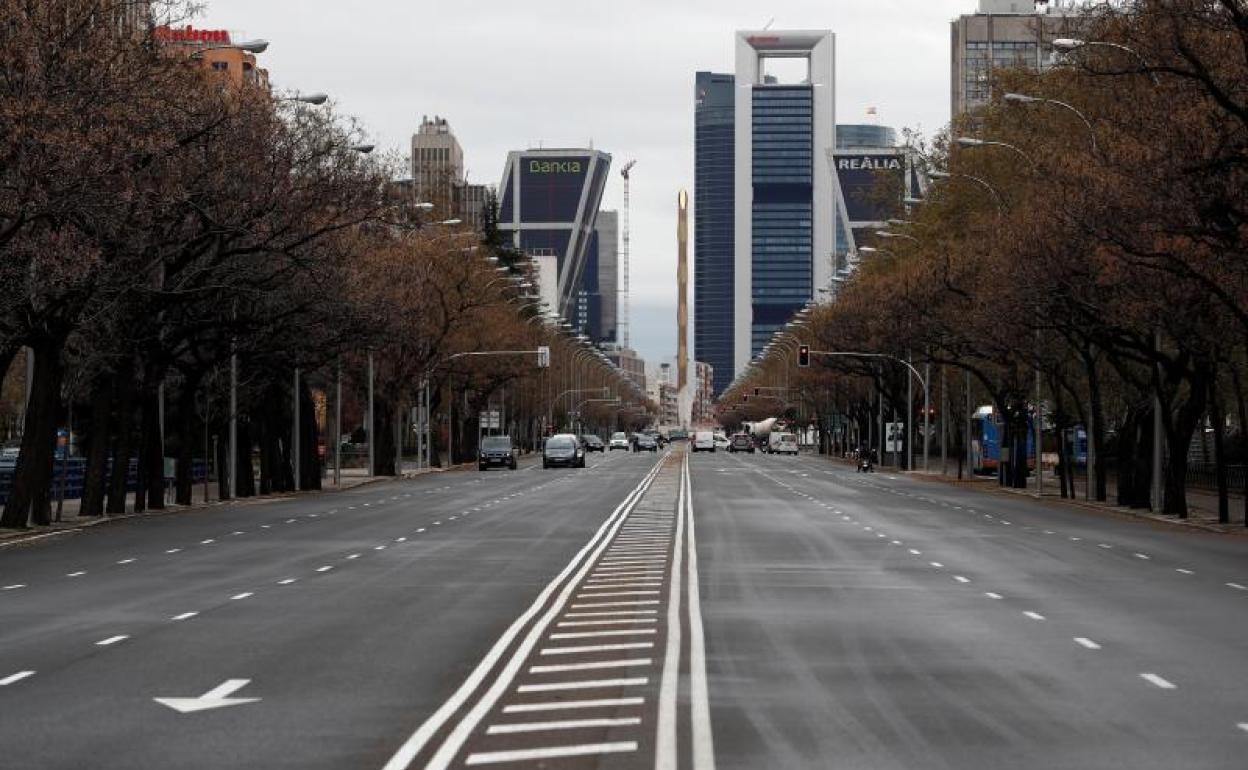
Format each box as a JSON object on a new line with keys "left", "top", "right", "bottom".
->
{"left": 886, "top": 422, "right": 905, "bottom": 453}
{"left": 482, "top": 410, "right": 501, "bottom": 429}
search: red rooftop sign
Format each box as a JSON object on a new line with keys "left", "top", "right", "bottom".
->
{"left": 154, "top": 25, "right": 231, "bottom": 44}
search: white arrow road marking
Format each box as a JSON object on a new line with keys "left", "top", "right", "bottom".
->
{"left": 154, "top": 679, "right": 260, "bottom": 713}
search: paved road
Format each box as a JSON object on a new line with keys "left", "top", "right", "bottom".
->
{"left": 2, "top": 445, "right": 1246, "bottom": 769}
{"left": 691, "top": 450, "right": 1248, "bottom": 770}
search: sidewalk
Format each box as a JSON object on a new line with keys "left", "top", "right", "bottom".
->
{"left": 0, "top": 461, "right": 472, "bottom": 547}
{"left": 822, "top": 453, "right": 1248, "bottom": 536}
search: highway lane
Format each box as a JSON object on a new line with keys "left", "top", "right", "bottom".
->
{"left": 690, "top": 449, "right": 1248, "bottom": 770}
{"left": 0, "top": 449, "right": 660, "bottom": 770}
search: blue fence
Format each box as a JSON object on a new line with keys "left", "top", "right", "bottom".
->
{"left": 0, "top": 459, "right": 208, "bottom": 506}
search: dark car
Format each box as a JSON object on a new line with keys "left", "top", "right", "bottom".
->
{"left": 636, "top": 434, "right": 658, "bottom": 452}
{"left": 543, "top": 434, "right": 586, "bottom": 468}
{"left": 729, "top": 433, "right": 755, "bottom": 453}
{"left": 479, "top": 435, "right": 518, "bottom": 471}
{"left": 581, "top": 434, "right": 605, "bottom": 452}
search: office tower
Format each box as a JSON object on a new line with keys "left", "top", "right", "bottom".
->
{"left": 694, "top": 71, "right": 736, "bottom": 396}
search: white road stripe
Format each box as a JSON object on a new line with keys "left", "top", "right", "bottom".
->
{"left": 502, "top": 697, "right": 645, "bottom": 714}
{"left": 557, "top": 619, "right": 658, "bottom": 628}
{"left": 465, "top": 742, "right": 637, "bottom": 765}
{"left": 985, "top": 592, "right": 1003, "bottom": 599}
{"left": 930, "top": 562, "right": 944, "bottom": 568}
{"left": 683, "top": 456, "right": 716, "bottom": 770}
{"left": 200, "top": 539, "right": 215, "bottom": 545}
{"left": 317, "top": 565, "right": 334, "bottom": 572}
{"left": 278, "top": 578, "right": 297, "bottom": 585}
{"left": 550, "top": 629, "right": 658, "bottom": 640}
{"left": 66, "top": 571, "right": 86, "bottom": 578}
{"left": 564, "top": 610, "right": 657, "bottom": 618}
{"left": 172, "top": 612, "right": 198, "bottom": 621}
{"left": 116, "top": 558, "right": 136, "bottom": 565}
{"left": 1237, "top": 723, "right": 1248, "bottom": 734}
{"left": 0, "top": 671, "right": 36, "bottom": 686}
{"left": 1227, "top": 583, "right": 1247, "bottom": 591}
{"left": 529, "top": 657, "right": 652, "bottom": 674}
{"left": 487, "top": 717, "right": 641, "bottom": 734}
{"left": 1141, "top": 673, "right": 1177, "bottom": 690}
{"left": 231, "top": 592, "right": 253, "bottom": 600}
{"left": 571, "top": 599, "right": 662, "bottom": 609}
{"left": 1176, "top": 568, "right": 1194, "bottom": 575}
{"left": 165, "top": 548, "right": 182, "bottom": 554}
{"left": 1074, "top": 637, "right": 1102, "bottom": 650}
{"left": 954, "top": 576, "right": 970, "bottom": 583}
{"left": 1134, "top": 553, "right": 1150, "bottom": 560}
{"left": 1024, "top": 611, "right": 1045, "bottom": 620}
{"left": 908, "top": 549, "right": 922, "bottom": 555}
{"left": 576, "top": 591, "right": 660, "bottom": 599}
{"left": 96, "top": 635, "right": 128, "bottom": 646}
{"left": 541, "top": 643, "right": 654, "bottom": 655}
{"left": 517, "top": 678, "right": 648, "bottom": 693}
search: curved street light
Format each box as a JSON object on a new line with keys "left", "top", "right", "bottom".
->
{"left": 954, "top": 136, "right": 1036, "bottom": 169}
{"left": 928, "top": 170, "right": 1005, "bottom": 215}
{"left": 1002, "top": 93, "right": 1097, "bottom": 155}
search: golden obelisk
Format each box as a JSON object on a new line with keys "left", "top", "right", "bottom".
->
{"left": 677, "top": 190, "right": 689, "bottom": 424}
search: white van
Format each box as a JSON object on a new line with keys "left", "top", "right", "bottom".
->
{"left": 692, "top": 431, "right": 716, "bottom": 453}
{"left": 767, "top": 432, "right": 799, "bottom": 455}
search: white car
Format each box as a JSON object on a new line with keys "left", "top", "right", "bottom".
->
{"left": 609, "top": 432, "right": 630, "bottom": 451}
{"left": 767, "top": 432, "right": 799, "bottom": 455}
{"left": 713, "top": 433, "right": 730, "bottom": 450}
{"left": 691, "top": 431, "right": 716, "bottom": 453}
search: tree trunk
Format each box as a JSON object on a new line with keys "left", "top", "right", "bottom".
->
{"left": 174, "top": 377, "right": 200, "bottom": 506}
{"left": 106, "top": 359, "right": 137, "bottom": 515}
{"left": 80, "top": 379, "right": 114, "bottom": 517}
{"left": 136, "top": 382, "right": 165, "bottom": 512}
{"left": 299, "top": 379, "right": 322, "bottom": 491}
{"left": 1210, "top": 373, "right": 1229, "bottom": 524}
{"left": 1230, "top": 362, "right": 1248, "bottom": 527}
{"left": 235, "top": 419, "right": 255, "bottom": 497}
{"left": 373, "top": 395, "right": 396, "bottom": 476}
{"left": 1, "top": 341, "right": 65, "bottom": 528}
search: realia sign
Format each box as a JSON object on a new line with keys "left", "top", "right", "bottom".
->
{"left": 154, "top": 25, "right": 232, "bottom": 44}
{"left": 834, "top": 151, "right": 906, "bottom": 225}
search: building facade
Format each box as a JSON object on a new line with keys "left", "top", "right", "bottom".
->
{"left": 411, "top": 115, "right": 464, "bottom": 211}
{"left": 692, "top": 361, "right": 714, "bottom": 426}
{"left": 694, "top": 72, "right": 736, "bottom": 397}
{"left": 607, "top": 347, "right": 646, "bottom": 395}
{"left": 733, "top": 31, "right": 836, "bottom": 374}
{"left": 573, "top": 211, "right": 618, "bottom": 345}
{"left": 156, "top": 25, "right": 269, "bottom": 88}
{"left": 499, "top": 149, "right": 612, "bottom": 318}
{"left": 951, "top": 0, "right": 1083, "bottom": 118}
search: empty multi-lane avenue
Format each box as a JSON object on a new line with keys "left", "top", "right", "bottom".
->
{"left": 1, "top": 447, "right": 1246, "bottom": 769}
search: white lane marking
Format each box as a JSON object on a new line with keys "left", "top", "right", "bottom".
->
{"left": 593, "top": 566, "right": 664, "bottom": 574}
{"left": 465, "top": 742, "right": 637, "bottom": 765}
{"left": 278, "top": 579, "right": 297, "bottom": 585}
{"left": 1134, "top": 553, "right": 1151, "bottom": 560}
{"left": 66, "top": 571, "right": 86, "bottom": 578}
{"left": 1001, "top": 521, "right": 1012, "bottom": 525}
{"left": 487, "top": 717, "right": 642, "bottom": 735}
{"left": 166, "top": 548, "right": 182, "bottom": 554}
{"left": 232, "top": 531, "right": 245, "bottom": 536}
{"left": 395, "top": 537, "right": 407, "bottom": 543}
{"left": 231, "top": 592, "right": 254, "bottom": 601}
{"left": 375, "top": 545, "right": 387, "bottom": 551}
{"left": 954, "top": 576, "right": 971, "bottom": 584}
{"left": 1141, "top": 673, "right": 1177, "bottom": 690}
{"left": 1237, "top": 723, "right": 1248, "bottom": 734}
{"left": 541, "top": 642, "right": 654, "bottom": 655}
{"left": 891, "top": 540, "right": 903, "bottom": 546}
{"left": 382, "top": 456, "right": 666, "bottom": 770}
{"left": 683, "top": 455, "right": 716, "bottom": 770}
{"left": 200, "top": 539, "right": 215, "bottom": 545}
{"left": 557, "top": 619, "right": 658, "bottom": 628}
{"left": 908, "top": 549, "right": 922, "bottom": 555}
{"left": 1098, "top": 543, "right": 1113, "bottom": 549}
{"left": 416, "top": 528, "right": 426, "bottom": 533}
{"left": 116, "top": 558, "right": 136, "bottom": 565}
{"left": 1044, "top": 530, "right": 1055, "bottom": 535}
{"left": 286, "top": 518, "right": 297, "bottom": 523}
{"left": 96, "top": 635, "right": 128, "bottom": 646}
{"left": 576, "top": 591, "right": 661, "bottom": 599}
{"left": 1228, "top": 583, "right": 1248, "bottom": 591}
{"left": 565, "top": 610, "right": 657, "bottom": 618}
{"left": 1074, "top": 637, "right": 1102, "bottom": 650}
{"left": 550, "top": 629, "right": 658, "bottom": 640}
{"left": 347, "top": 554, "right": 361, "bottom": 560}
{"left": 1, "top": 671, "right": 36, "bottom": 686}
{"left": 985, "top": 592, "right": 1004, "bottom": 600}
{"left": 1176, "top": 568, "right": 1194, "bottom": 575}
{"left": 316, "top": 565, "right": 334, "bottom": 573}
{"left": 1070, "top": 536, "right": 1082, "bottom": 541}
{"left": 930, "top": 562, "right": 944, "bottom": 568}
{"left": 172, "top": 611, "right": 198, "bottom": 621}
{"left": 529, "top": 657, "right": 652, "bottom": 674}
{"left": 1023, "top": 611, "right": 1045, "bottom": 621}
{"left": 517, "top": 678, "right": 648, "bottom": 693}
{"left": 502, "top": 697, "right": 646, "bottom": 714}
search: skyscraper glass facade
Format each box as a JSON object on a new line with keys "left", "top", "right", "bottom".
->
{"left": 751, "top": 85, "right": 813, "bottom": 356}
{"left": 694, "top": 72, "right": 735, "bottom": 396}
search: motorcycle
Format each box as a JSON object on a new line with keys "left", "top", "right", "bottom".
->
{"left": 857, "top": 457, "right": 874, "bottom": 473}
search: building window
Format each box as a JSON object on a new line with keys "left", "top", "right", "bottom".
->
{"left": 211, "top": 61, "right": 228, "bottom": 71}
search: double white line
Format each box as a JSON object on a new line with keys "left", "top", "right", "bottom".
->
{"left": 382, "top": 455, "right": 671, "bottom": 770}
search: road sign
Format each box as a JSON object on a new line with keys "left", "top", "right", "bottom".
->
{"left": 154, "top": 679, "right": 260, "bottom": 714}
{"left": 536, "top": 346, "right": 550, "bottom": 368}
{"left": 481, "top": 410, "right": 501, "bottom": 429}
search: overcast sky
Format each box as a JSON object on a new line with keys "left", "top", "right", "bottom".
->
{"left": 202, "top": 0, "right": 976, "bottom": 367}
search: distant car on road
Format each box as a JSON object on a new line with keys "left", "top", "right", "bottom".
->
{"left": 729, "top": 433, "right": 755, "bottom": 453}
{"left": 713, "top": 433, "right": 730, "bottom": 450}
{"left": 691, "top": 431, "right": 715, "bottom": 453}
{"left": 581, "top": 435, "right": 605, "bottom": 452}
{"left": 669, "top": 429, "right": 689, "bottom": 442}
{"left": 544, "top": 434, "right": 586, "bottom": 468}
{"left": 609, "top": 432, "right": 630, "bottom": 451}
{"left": 767, "top": 432, "right": 799, "bottom": 455}
{"left": 636, "top": 434, "right": 658, "bottom": 452}
{"left": 478, "top": 435, "right": 518, "bottom": 471}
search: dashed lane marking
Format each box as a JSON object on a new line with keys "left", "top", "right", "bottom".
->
{"left": 541, "top": 642, "right": 654, "bottom": 655}
{"left": 1023, "top": 611, "right": 1045, "bottom": 621}
{"left": 1074, "top": 637, "right": 1102, "bottom": 650}
{"left": 1141, "top": 673, "right": 1177, "bottom": 690}
{"left": 171, "top": 612, "right": 197, "bottom": 621}
{"left": 501, "top": 697, "right": 645, "bottom": 714}
{"left": 516, "top": 677, "right": 649, "bottom": 693}
{"left": 528, "top": 657, "right": 653, "bottom": 674}
{"left": 464, "top": 742, "right": 638, "bottom": 766}
{"left": 0, "top": 671, "right": 36, "bottom": 686}
{"left": 486, "top": 717, "right": 641, "bottom": 735}
{"left": 96, "top": 635, "right": 128, "bottom": 646}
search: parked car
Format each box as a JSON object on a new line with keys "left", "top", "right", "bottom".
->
{"left": 581, "top": 434, "right": 605, "bottom": 452}
{"left": 544, "top": 433, "right": 586, "bottom": 468}
{"left": 691, "top": 431, "right": 716, "bottom": 453}
{"left": 636, "top": 434, "right": 658, "bottom": 452}
{"left": 713, "top": 433, "right": 730, "bottom": 450}
{"left": 767, "top": 432, "right": 799, "bottom": 455}
{"left": 478, "top": 435, "right": 518, "bottom": 471}
{"left": 729, "top": 433, "right": 755, "bottom": 453}
{"left": 609, "top": 432, "right": 630, "bottom": 451}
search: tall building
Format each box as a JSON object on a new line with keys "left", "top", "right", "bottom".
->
{"left": 951, "top": 0, "right": 1084, "bottom": 118}
{"left": 574, "top": 211, "right": 619, "bottom": 344}
{"left": 692, "top": 361, "right": 715, "bottom": 426}
{"left": 608, "top": 347, "right": 646, "bottom": 395}
{"left": 411, "top": 115, "right": 464, "bottom": 210}
{"left": 498, "top": 149, "right": 612, "bottom": 317}
{"left": 694, "top": 72, "right": 736, "bottom": 397}
{"left": 734, "top": 31, "right": 836, "bottom": 373}
{"left": 831, "top": 123, "right": 906, "bottom": 281}
{"left": 156, "top": 25, "right": 269, "bottom": 88}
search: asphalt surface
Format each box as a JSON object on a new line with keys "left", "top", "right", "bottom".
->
{"left": 2, "top": 445, "right": 1246, "bottom": 769}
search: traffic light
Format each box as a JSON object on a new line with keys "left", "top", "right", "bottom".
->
{"left": 798, "top": 345, "right": 810, "bottom": 368}
{"left": 754, "top": 388, "right": 760, "bottom": 396}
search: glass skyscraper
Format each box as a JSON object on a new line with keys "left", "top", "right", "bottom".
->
{"left": 694, "top": 72, "right": 735, "bottom": 396}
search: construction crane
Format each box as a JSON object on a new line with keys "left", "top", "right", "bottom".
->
{"left": 619, "top": 160, "right": 636, "bottom": 350}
